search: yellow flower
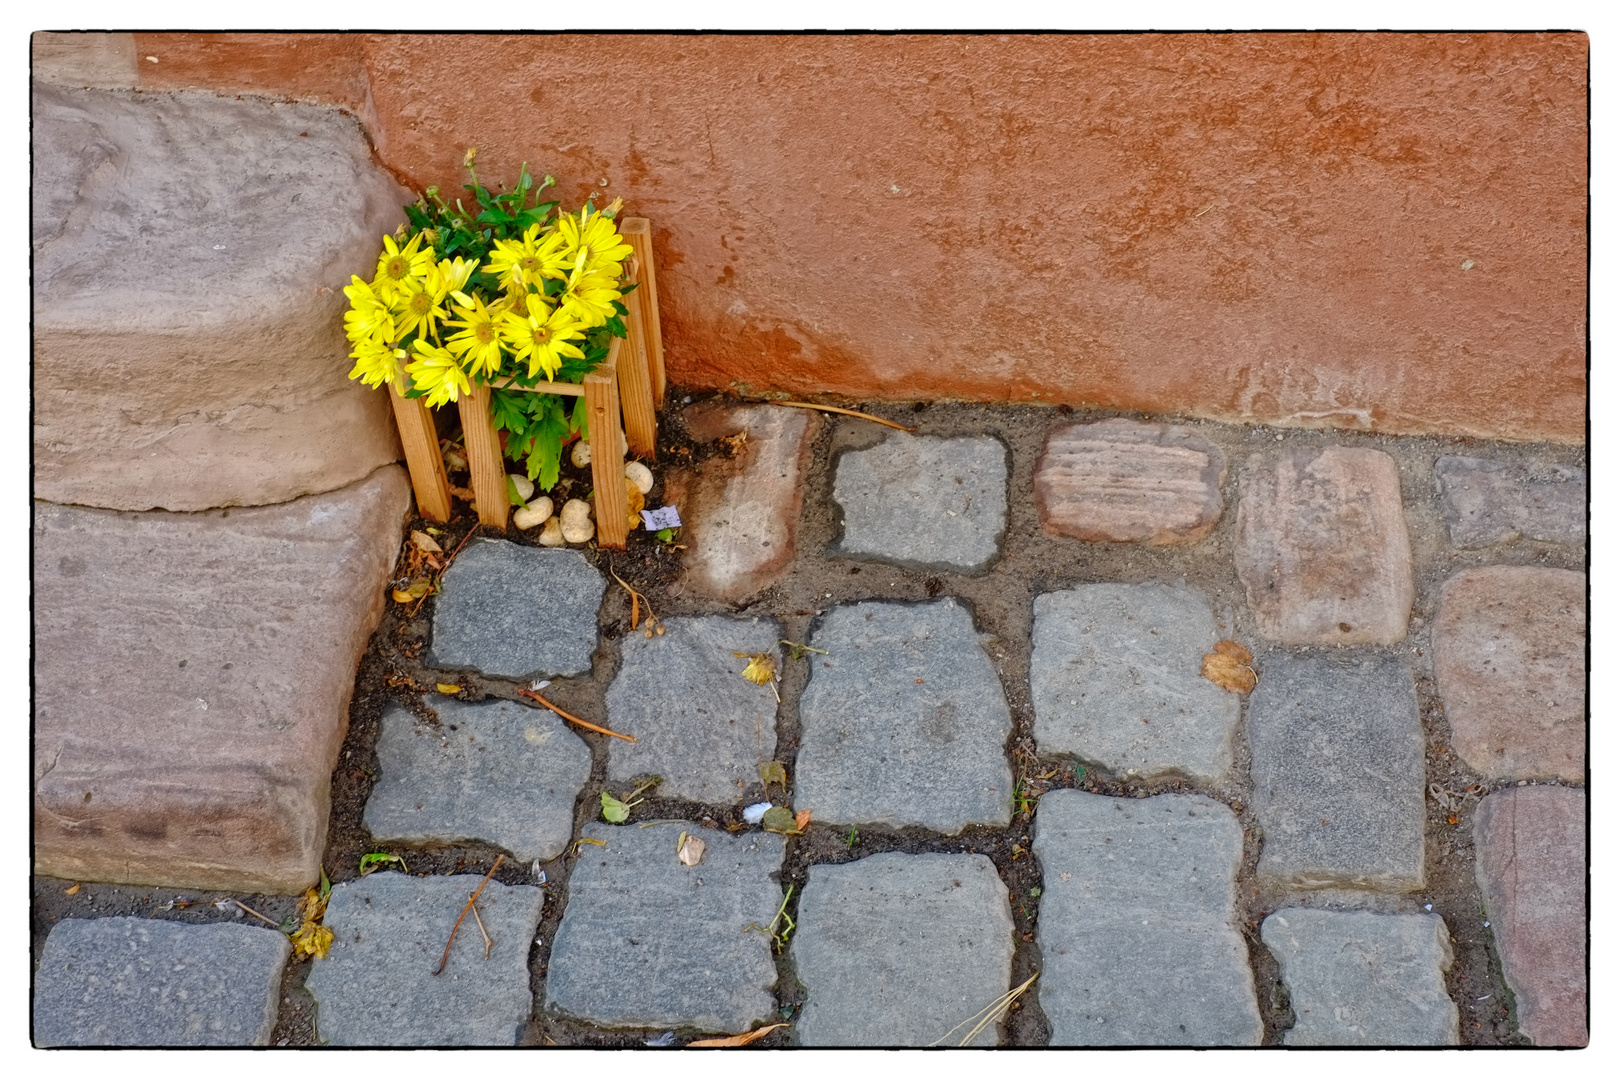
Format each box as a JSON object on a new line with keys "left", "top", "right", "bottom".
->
{"left": 484, "top": 223, "right": 571, "bottom": 292}
{"left": 406, "top": 341, "right": 472, "bottom": 407}
{"left": 444, "top": 293, "right": 509, "bottom": 379}
{"left": 343, "top": 275, "right": 395, "bottom": 345}
{"left": 373, "top": 232, "right": 432, "bottom": 299}
{"left": 499, "top": 293, "right": 587, "bottom": 380}
{"left": 559, "top": 254, "right": 623, "bottom": 328}
{"left": 392, "top": 261, "right": 449, "bottom": 340}
{"left": 439, "top": 256, "right": 478, "bottom": 293}
{"left": 558, "top": 208, "right": 634, "bottom": 276}
{"left": 347, "top": 337, "right": 406, "bottom": 389}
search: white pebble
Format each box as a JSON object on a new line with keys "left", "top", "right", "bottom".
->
{"left": 560, "top": 499, "right": 595, "bottom": 544}
{"left": 508, "top": 473, "right": 535, "bottom": 503}
{"left": 537, "top": 517, "right": 566, "bottom": 546}
{"left": 513, "top": 502, "right": 550, "bottom": 530}
{"left": 625, "top": 460, "right": 654, "bottom": 495}
{"left": 570, "top": 440, "right": 592, "bottom": 468}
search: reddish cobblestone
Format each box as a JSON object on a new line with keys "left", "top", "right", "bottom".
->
{"left": 1433, "top": 567, "right": 1585, "bottom": 783}
{"left": 1473, "top": 785, "right": 1587, "bottom": 1047}
{"left": 1235, "top": 446, "right": 1414, "bottom": 645}
{"left": 1034, "top": 419, "right": 1226, "bottom": 545}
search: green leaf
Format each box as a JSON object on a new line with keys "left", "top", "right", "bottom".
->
{"left": 319, "top": 865, "right": 331, "bottom": 899}
{"left": 758, "top": 761, "right": 787, "bottom": 787}
{"left": 359, "top": 852, "right": 406, "bottom": 876}
{"left": 761, "top": 806, "right": 797, "bottom": 834}
{"left": 601, "top": 791, "right": 631, "bottom": 823}
{"left": 489, "top": 390, "right": 530, "bottom": 435}
{"left": 570, "top": 394, "right": 591, "bottom": 439}
{"left": 507, "top": 475, "right": 527, "bottom": 506}
{"left": 656, "top": 527, "right": 675, "bottom": 543}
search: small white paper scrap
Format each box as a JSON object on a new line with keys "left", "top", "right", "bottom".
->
{"left": 742, "top": 802, "right": 773, "bottom": 825}
{"left": 641, "top": 505, "right": 682, "bottom": 531}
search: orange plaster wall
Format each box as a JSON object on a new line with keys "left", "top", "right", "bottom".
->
{"left": 138, "top": 32, "right": 1589, "bottom": 443}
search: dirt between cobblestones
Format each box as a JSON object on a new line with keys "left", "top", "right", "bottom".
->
{"left": 33, "top": 392, "right": 1584, "bottom": 1047}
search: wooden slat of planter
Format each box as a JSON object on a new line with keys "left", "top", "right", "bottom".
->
{"left": 459, "top": 382, "right": 509, "bottom": 530}
{"left": 388, "top": 379, "right": 453, "bottom": 523}
{"left": 488, "top": 376, "right": 585, "bottom": 397}
{"left": 617, "top": 256, "right": 657, "bottom": 460}
{"left": 586, "top": 336, "right": 629, "bottom": 550}
{"left": 620, "top": 218, "right": 665, "bottom": 404}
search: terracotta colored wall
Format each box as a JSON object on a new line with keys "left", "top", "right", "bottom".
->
{"left": 133, "top": 33, "right": 1588, "bottom": 443}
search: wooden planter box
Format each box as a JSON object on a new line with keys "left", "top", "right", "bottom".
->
{"left": 385, "top": 217, "right": 666, "bottom": 550}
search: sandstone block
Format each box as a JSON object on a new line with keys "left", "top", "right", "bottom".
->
{"left": 663, "top": 403, "right": 819, "bottom": 604}
{"left": 545, "top": 822, "right": 784, "bottom": 1033}
{"left": 605, "top": 615, "right": 782, "bottom": 804}
{"left": 1473, "top": 785, "right": 1587, "bottom": 1047}
{"left": 795, "top": 599, "right": 1013, "bottom": 834}
{"left": 1435, "top": 456, "right": 1586, "bottom": 547}
{"left": 1432, "top": 567, "right": 1586, "bottom": 782}
{"left": 1246, "top": 654, "right": 1426, "bottom": 891}
{"left": 1030, "top": 582, "right": 1240, "bottom": 784}
{"left": 32, "top": 84, "right": 408, "bottom": 511}
{"left": 1262, "top": 908, "right": 1458, "bottom": 1045}
{"left": 1035, "top": 419, "right": 1227, "bottom": 544}
{"left": 832, "top": 433, "right": 1008, "bottom": 572}
{"left": 305, "top": 872, "right": 545, "bottom": 1046}
{"left": 1033, "top": 791, "right": 1263, "bottom": 1046}
{"left": 1235, "top": 446, "right": 1414, "bottom": 644}
{"left": 33, "top": 467, "right": 412, "bottom": 893}
{"left": 33, "top": 917, "right": 290, "bottom": 1046}
{"left": 363, "top": 697, "right": 592, "bottom": 863}
{"left": 791, "top": 852, "right": 1015, "bottom": 1046}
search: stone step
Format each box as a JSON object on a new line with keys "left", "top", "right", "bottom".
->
{"left": 33, "top": 467, "right": 411, "bottom": 893}
{"left": 32, "top": 82, "right": 407, "bottom": 511}
{"left": 33, "top": 916, "right": 291, "bottom": 1046}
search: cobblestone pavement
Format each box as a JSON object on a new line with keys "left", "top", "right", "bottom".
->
{"left": 32, "top": 399, "right": 1586, "bottom": 1047}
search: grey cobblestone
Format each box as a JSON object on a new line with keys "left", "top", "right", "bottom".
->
{"left": 1435, "top": 455, "right": 1586, "bottom": 547}
{"left": 363, "top": 696, "right": 592, "bottom": 863}
{"left": 1032, "top": 790, "right": 1262, "bottom": 1046}
{"left": 1262, "top": 908, "right": 1458, "bottom": 1045}
{"left": 1030, "top": 582, "right": 1240, "bottom": 783}
{"left": 791, "top": 852, "right": 1014, "bottom": 1046}
{"left": 1247, "top": 654, "right": 1426, "bottom": 891}
{"left": 33, "top": 917, "right": 290, "bottom": 1046}
{"left": 795, "top": 599, "right": 1013, "bottom": 833}
{"left": 544, "top": 822, "right": 785, "bottom": 1033}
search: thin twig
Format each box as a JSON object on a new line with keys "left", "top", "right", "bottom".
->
{"left": 610, "top": 566, "right": 660, "bottom": 633}
{"left": 469, "top": 898, "right": 494, "bottom": 960}
{"left": 431, "top": 854, "right": 504, "bottom": 976}
{"left": 518, "top": 687, "right": 637, "bottom": 742}
{"left": 232, "top": 899, "right": 282, "bottom": 929}
{"left": 770, "top": 401, "right": 917, "bottom": 432}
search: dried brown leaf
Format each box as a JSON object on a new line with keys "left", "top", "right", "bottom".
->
{"left": 677, "top": 834, "right": 706, "bottom": 866}
{"left": 393, "top": 579, "right": 432, "bottom": 603}
{"left": 1212, "top": 639, "right": 1253, "bottom": 665}
{"left": 64, "top": 883, "right": 80, "bottom": 895}
{"left": 794, "top": 809, "right": 813, "bottom": 832}
{"left": 410, "top": 530, "right": 444, "bottom": 554}
{"left": 687, "top": 1023, "right": 787, "bottom": 1048}
{"left": 758, "top": 760, "right": 787, "bottom": 787}
{"left": 1202, "top": 651, "right": 1257, "bottom": 694}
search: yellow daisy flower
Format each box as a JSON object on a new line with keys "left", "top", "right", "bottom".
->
{"left": 347, "top": 337, "right": 406, "bottom": 389}
{"left": 559, "top": 253, "right": 623, "bottom": 328}
{"left": 444, "top": 293, "right": 509, "bottom": 379}
{"left": 405, "top": 341, "right": 472, "bottom": 407}
{"left": 343, "top": 275, "right": 395, "bottom": 345}
{"left": 373, "top": 232, "right": 432, "bottom": 299}
{"left": 392, "top": 261, "right": 449, "bottom": 341}
{"left": 439, "top": 256, "right": 478, "bottom": 294}
{"left": 499, "top": 293, "right": 587, "bottom": 381}
{"left": 558, "top": 208, "right": 634, "bottom": 277}
{"left": 484, "top": 224, "right": 571, "bottom": 292}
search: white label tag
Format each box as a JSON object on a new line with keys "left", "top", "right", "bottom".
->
{"left": 640, "top": 505, "right": 682, "bottom": 530}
